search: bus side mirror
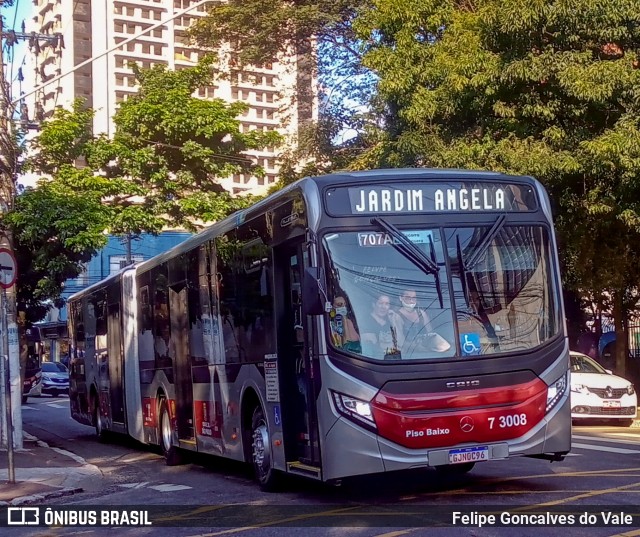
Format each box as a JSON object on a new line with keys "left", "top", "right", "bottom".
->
{"left": 302, "top": 267, "right": 326, "bottom": 316}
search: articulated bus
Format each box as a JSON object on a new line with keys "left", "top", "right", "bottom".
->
{"left": 67, "top": 168, "right": 570, "bottom": 489}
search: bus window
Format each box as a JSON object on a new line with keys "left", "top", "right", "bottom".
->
{"left": 322, "top": 229, "right": 455, "bottom": 361}
{"left": 446, "top": 224, "right": 559, "bottom": 355}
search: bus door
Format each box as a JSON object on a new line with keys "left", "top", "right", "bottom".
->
{"left": 169, "top": 283, "right": 195, "bottom": 440}
{"left": 276, "top": 243, "right": 321, "bottom": 467}
{"left": 106, "top": 296, "right": 125, "bottom": 425}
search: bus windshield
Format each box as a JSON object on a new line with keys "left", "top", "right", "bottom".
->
{"left": 322, "top": 224, "right": 559, "bottom": 361}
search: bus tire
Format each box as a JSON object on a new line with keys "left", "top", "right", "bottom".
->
{"left": 251, "top": 406, "right": 280, "bottom": 491}
{"left": 93, "top": 402, "right": 108, "bottom": 443}
{"left": 158, "top": 398, "right": 182, "bottom": 466}
{"left": 434, "top": 462, "right": 475, "bottom": 475}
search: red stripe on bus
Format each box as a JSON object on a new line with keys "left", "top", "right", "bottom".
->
{"left": 142, "top": 397, "right": 157, "bottom": 428}
{"left": 371, "top": 380, "right": 548, "bottom": 449}
{"left": 373, "top": 378, "right": 546, "bottom": 411}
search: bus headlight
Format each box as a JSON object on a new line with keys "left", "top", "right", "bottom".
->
{"left": 546, "top": 372, "right": 568, "bottom": 413}
{"left": 331, "top": 391, "right": 377, "bottom": 431}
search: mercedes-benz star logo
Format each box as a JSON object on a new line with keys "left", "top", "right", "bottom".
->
{"left": 460, "top": 416, "right": 474, "bottom": 433}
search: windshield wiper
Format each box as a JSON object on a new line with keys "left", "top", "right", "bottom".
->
{"left": 464, "top": 214, "right": 507, "bottom": 269}
{"left": 456, "top": 219, "right": 505, "bottom": 339}
{"left": 370, "top": 217, "right": 443, "bottom": 308}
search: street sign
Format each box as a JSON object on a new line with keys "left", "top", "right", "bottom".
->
{"left": 0, "top": 248, "right": 17, "bottom": 289}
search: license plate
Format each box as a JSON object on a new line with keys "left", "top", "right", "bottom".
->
{"left": 448, "top": 446, "right": 489, "bottom": 464}
{"left": 603, "top": 400, "right": 621, "bottom": 408}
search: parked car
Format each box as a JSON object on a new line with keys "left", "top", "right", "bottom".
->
{"left": 570, "top": 351, "right": 637, "bottom": 425}
{"left": 22, "top": 361, "right": 42, "bottom": 403}
{"left": 40, "top": 361, "right": 69, "bottom": 397}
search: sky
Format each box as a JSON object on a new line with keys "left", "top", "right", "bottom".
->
{"left": 1, "top": 0, "right": 32, "bottom": 105}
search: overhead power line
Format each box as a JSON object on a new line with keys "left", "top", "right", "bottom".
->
{"left": 11, "top": 0, "right": 213, "bottom": 106}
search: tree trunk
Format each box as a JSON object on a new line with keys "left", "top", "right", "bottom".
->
{"left": 613, "top": 289, "right": 627, "bottom": 377}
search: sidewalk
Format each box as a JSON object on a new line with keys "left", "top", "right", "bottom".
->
{"left": 0, "top": 432, "right": 100, "bottom": 506}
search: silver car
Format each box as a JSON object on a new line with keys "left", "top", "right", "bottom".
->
{"left": 40, "top": 361, "right": 69, "bottom": 397}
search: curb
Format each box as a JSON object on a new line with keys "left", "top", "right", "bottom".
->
{"left": 0, "top": 433, "right": 96, "bottom": 506}
{"left": 0, "top": 487, "right": 84, "bottom": 507}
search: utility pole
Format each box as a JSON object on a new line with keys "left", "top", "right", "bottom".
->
{"left": 0, "top": 5, "right": 58, "bottom": 457}
{"left": 0, "top": 7, "right": 20, "bottom": 464}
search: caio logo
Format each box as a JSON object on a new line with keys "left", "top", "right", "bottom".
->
{"left": 446, "top": 380, "right": 480, "bottom": 389}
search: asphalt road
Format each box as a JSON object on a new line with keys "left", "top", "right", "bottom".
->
{"left": 9, "top": 395, "right": 640, "bottom": 537}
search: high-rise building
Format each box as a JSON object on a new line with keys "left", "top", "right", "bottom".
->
{"left": 25, "top": 0, "right": 316, "bottom": 194}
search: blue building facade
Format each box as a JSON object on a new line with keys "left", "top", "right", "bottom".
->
{"left": 44, "top": 231, "right": 191, "bottom": 323}
{"left": 31, "top": 231, "right": 191, "bottom": 367}
{"left": 61, "top": 231, "right": 192, "bottom": 315}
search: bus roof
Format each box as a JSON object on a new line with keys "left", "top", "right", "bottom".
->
{"left": 67, "top": 168, "right": 541, "bottom": 301}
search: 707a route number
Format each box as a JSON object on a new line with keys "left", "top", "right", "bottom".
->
{"left": 488, "top": 413, "right": 527, "bottom": 429}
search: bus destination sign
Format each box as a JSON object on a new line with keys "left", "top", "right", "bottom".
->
{"left": 326, "top": 182, "right": 537, "bottom": 215}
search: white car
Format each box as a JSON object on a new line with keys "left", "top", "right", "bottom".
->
{"left": 570, "top": 351, "right": 637, "bottom": 425}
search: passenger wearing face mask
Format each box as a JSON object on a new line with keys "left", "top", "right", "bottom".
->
{"left": 330, "top": 295, "right": 361, "bottom": 353}
{"left": 394, "top": 289, "right": 450, "bottom": 355}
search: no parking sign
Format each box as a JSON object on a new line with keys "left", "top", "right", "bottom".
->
{"left": 0, "top": 248, "right": 17, "bottom": 289}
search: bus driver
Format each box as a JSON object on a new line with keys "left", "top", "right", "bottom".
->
{"left": 393, "top": 289, "right": 450, "bottom": 355}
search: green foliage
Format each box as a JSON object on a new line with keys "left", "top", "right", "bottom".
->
{"left": 25, "top": 102, "right": 95, "bottom": 175}
{"left": 4, "top": 181, "right": 109, "bottom": 323}
{"left": 88, "top": 59, "right": 281, "bottom": 233}
{"left": 188, "top": 0, "right": 367, "bottom": 67}
{"left": 355, "top": 0, "right": 640, "bottom": 315}
{"left": 188, "top": 0, "right": 376, "bottom": 176}
{"left": 8, "top": 59, "right": 280, "bottom": 322}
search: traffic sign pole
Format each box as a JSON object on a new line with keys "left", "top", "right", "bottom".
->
{"left": 1, "top": 287, "right": 14, "bottom": 483}
{"left": 0, "top": 247, "right": 17, "bottom": 483}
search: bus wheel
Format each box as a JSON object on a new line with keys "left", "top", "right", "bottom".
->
{"left": 435, "top": 462, "right": 475, "bottom": 475}
{"left": 158, "top": 398, "right": 181, "bottom": 466}
{"left": 93, "top": 404, "right": 108, "bottom": 443}
{"left": 251, "top": 406, "right": 279, "bottom": 491}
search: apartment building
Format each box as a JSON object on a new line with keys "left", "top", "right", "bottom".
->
{"left": 25, "top": 0, "right": 316, "bottom": 194}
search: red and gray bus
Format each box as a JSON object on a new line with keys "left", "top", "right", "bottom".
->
{"left": 67, "top": 168, "right": 570, "bottom": 489}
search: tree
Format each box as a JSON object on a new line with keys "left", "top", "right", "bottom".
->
{"left": 354, "top": 0, "right": 640, "bottom": 376}
{"left": 88, "top": 59, "right": 281, "bottom": 234}
{"left": 4, "top": 182, "right": 110, "bottom": 324}
{"left": 8, "top": 58, "right": 281, "bottom": 323}
{"left": 188, "top": 0, "right": 376, "bottom": 179}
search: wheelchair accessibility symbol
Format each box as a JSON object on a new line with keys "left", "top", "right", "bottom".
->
{"left": 460, "top": 333, "right": 481, "bottom": 356}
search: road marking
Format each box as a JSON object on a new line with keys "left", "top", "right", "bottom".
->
{"left": 609, "top": 530, "right": 640, "bottom": 537}
{"left": 373, "top": 531, "right": 418, "bottom": 537}
{"left": 509, "top": 480, "right": 640, "bottom": 509}
{"left": 572, "top": 442, "right": 640, "bottom": 454}
{"left": 179, "top": 506, "right": 362, "bottom": 537}
{"left": 21, "top": 406, "right": 35, "bottom": 410}
{"left": 47, "top": 403, "right": 65, "bottom": 408}
{"left": 573, "top": 434, "right": 640, "bottom": 446}
{"left": 148, "top": 484, "right": 192, "bottom": 492}
{"left": 118, "top": 482, "right": 192, "bottom": 492}
{"left": 119, "top": 482, "right": 150, "bottom": 489}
